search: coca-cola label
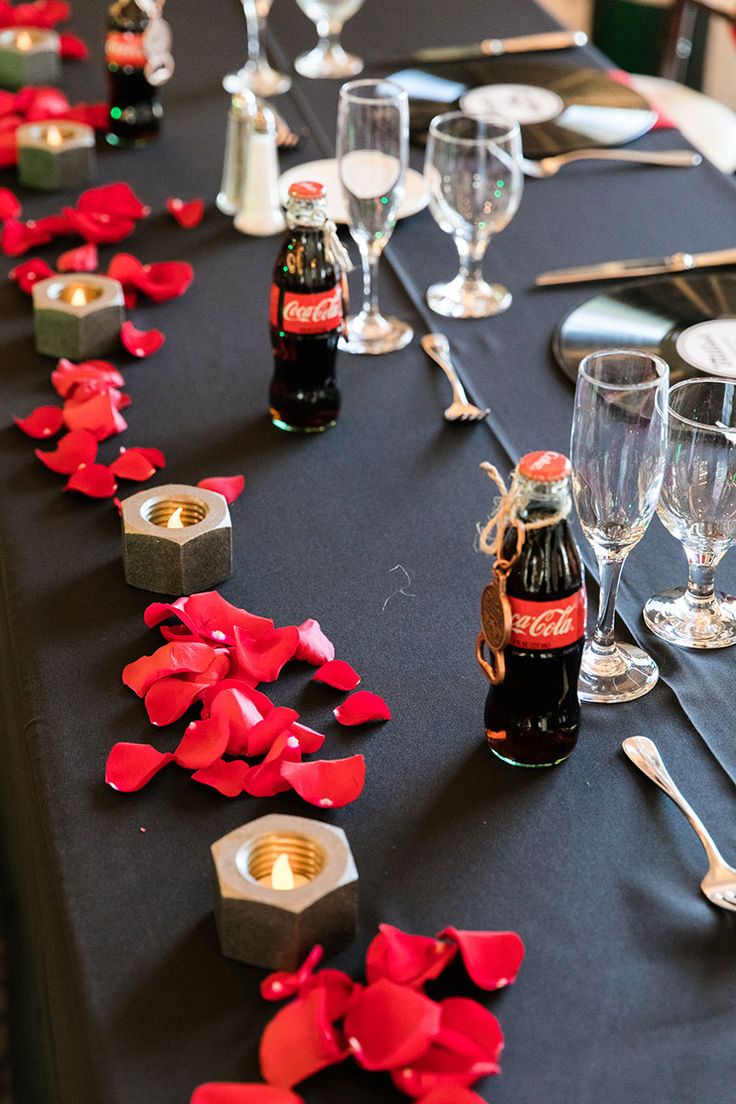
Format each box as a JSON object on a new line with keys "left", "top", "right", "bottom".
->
{"left": 508, "top": 590, "right": 586, "bottom": 651}
{"left": 270, "top": 285, "right": 343, "bottom": 335}
{"left": 106, "top": 31, "right": 147, "bottom": 69}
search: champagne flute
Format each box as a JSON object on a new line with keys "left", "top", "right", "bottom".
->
{"left": 224, "top": 0, "right": 291, "bottom": 98}
{"left": 644, "top": 378, "right": 736, "bottom": 648}
{"left": 571, "top": 350, "right": 668, "bottom": 703}
{"left": 294, "top": 0, "right": 364, "bottom": 79}
{"left": 424, "top": 111, "right": 523, "bottom": 319}
{"left": 337, "top": 79, "right": 413, "bottom": 355}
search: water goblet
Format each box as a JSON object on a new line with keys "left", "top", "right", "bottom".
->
{"left": 644, "top": 377, "right": 736, "bottom": 648}
{"left": 424, "top": 111, "right": 523, "bottom": 319}
{"left": 337, "top": 79, "right": 413, "bottom": 355}
{"left": 294, "top": 0, "right": 364, "bottom": 78}
{"left": 224, "top": 0, "right": 291, "bottom": 98}
{"left": 571, "top": 350, "right": 669, "bottom": 703}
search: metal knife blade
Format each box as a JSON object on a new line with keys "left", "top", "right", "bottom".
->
{"left": 381, "top": 29, "right": 587, "bottom": 67}
{"left": 535, "top": 248, "right": 736, "bottom": 287}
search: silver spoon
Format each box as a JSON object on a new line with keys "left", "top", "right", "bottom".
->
{"left": 522, "top": 148, "right": 702, "bottom": 179}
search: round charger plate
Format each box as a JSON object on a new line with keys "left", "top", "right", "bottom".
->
{"left": 278, "top": 159, "right": 429, "bottom": 225}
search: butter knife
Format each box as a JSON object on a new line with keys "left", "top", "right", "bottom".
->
{"left": 535, "top": 248, "right": 736, "bottom": 287}
{"left": 380, "top": 29, "right": 588, "bottom": 67}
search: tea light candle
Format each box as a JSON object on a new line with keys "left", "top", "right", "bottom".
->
{"left": 16, "top": 120, "right": 96, "bottom": 192}
{"left": 0, "top": 27, "right": 60, "bottom": 90}
{"left": 32, "top": 274, "right": 124, "bottom": 360}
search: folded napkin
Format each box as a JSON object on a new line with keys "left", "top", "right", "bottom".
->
{"left": 609, "top": 68, "right": 676, "bottom": 129}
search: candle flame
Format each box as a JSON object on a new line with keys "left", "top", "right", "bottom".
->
{"left": 46, "top": 124, "right": 63, "bottom": 148}
{"left": 70, "top": 286, "right": 88, "bottom": 306}
{"left": 271, "top": 853, "right": 295, "bottom": 891}
{"left": 167, "top": 506, "right": 184, "bottom": 529}
{"left": 16, "top": 30, "right": 33, "bottom": 50}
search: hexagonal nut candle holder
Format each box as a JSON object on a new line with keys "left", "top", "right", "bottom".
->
{"left": 32, "top": 274, "right": 124, "bottom": 360}
{"left": 211, "top": 814, "right": 359, "bottom": 971}
{"left": 121, "top": 484, "right": 232, "bottom": 595}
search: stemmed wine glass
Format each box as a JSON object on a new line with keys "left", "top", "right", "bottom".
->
{"left": 570, "top": 350, "right": 669, "bottom": 703}
{"left": 224, "top": 0, "right": 291, "bottom": 98}
{"left": 337, "top": 79, "right": 413, "bottom": 355}
{"left": 294, "top": 0, "right": 365, "bottom": 79}
{"left": 644, "top": 377, "right": 736, "bottom": 648}
{"left": 424, "top": 112, "right": 523, "bottom": 318}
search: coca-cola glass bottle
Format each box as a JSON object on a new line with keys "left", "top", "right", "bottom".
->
{"left": 484, "top": 451, "right": 586, "bottom": 768}
{"left": 105, "top": 0, "right": 166, "bottom": 148}
{"left": 269, "top": 181, "right": 346, "bottom": 433}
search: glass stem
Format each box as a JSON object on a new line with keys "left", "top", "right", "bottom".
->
{"left": 317, "top": 18, "right": 341, "bottom": 55}
{"left": 244, "top": 2, "right": 262, "bottom": 67}
{"left": 684, "top": 547, "right": 717, "bottom": 606}
{"left": 360, "top": 244, "right": 380, "bottom": 318}
{"left": 456, "top": 237, "right": 486, "bottom": 285}
{"left": 591, "top": 555, "right": 626, "bottom": 655}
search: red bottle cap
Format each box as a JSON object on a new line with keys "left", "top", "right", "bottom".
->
{"left": 518, "top": 450, "right": 572, "bottom": 482}
{"left": 288, "top": 180, "right": 327, "bottom": 200}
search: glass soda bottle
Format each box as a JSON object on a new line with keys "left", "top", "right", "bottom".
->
{"left": 483, "top": 451, "right": 586, "bottom": 767}
{"left": 105, "top": 0, "right": 163, "bottom": 148}
{"left": 269, "top": 181, "right": 347, "bottom": 433}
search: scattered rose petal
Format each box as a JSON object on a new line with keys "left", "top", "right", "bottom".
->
{"left": 334, "top": 690, "right": 391, "bottom": 726}
{"left": 416, "top": 1089, "right": 490, "bottom": 1104}
{"left": 366, "top": 925, "right": 457, "bottom": 989}
{"left": 287, "top": 720, "right": 325, "bottom": 755}
{"left": 35, "top": 428, "right": 98, "bottom": 474}
{"left": 312, "top": 660, "right": 360, "bottom": 692}
{"left": 145, "top": 591, "right": 273, "bottom": 645}
{"left": 22, "top": 85, "right": 69, "bottom": 119}
{"left": 108, "top": 253, "right": 194, "bottom": 303}
{"left": 134, "top": 445, "right": 166, "bottom": 468}
{"left": 167, "top": 196, "right": 205, "bottom": 228}
{"left": 109, "top": 448, "right": 156, "bottom": 482}
{"left": 246, "top": 706, "right": 300, "bottom": 758}
{"left": 175, "top": 715, "right": 229, "bottom": 770}
{"left": 59, "top": 31, "right": 88, "bottom": 59}
{"left": 61, "top": 101, "right": 108, "bottom": 129}
{"left": 5, "top": 2, "right": 70, "bottom": 29}
{"left": 280, "top": 755, "right": 365, "bottom": 809}
{"left": 233, "top": 624, "right": 299, "bottom": 684}
{"left": 10, "top": 256, "right": 54, "bottom": 292}
{"left": 51, "top": 357, "right": 124, "bottom": 397}
{"left": 14, "top": 404, "right": 63, "bottom": 438}
{"left": 197, "top": 475, "right": 245, "bottom": 504}
{"left": 2, "top": 217, "right": 54, "bottom": 256}
{"left": 57, "top": 242, "right": 98, "bottom": 272}
{"left": 64, "top": 463, "right": 117, "bottom": 498}
{"left": 123, "top": 641, "right": 218, "bottom": 697}
{"left": 242, "top": 731, "right": 301, "bottom": 798}
{"left": 437, "top": 929, "right": 524, "bottom": 991}
{"left": 0, "top": 187, "right": 20, "bottom": 220}
{"left": 294, "top": 619, "right": 335, "bottom": 666}
{"left": 191, "top": 1087, "right": 305, "bottom": 1104}
{"left": 145, "top": 677, "right": 210, "bottom": 727}
{"left": 63, "top": 390, "right": 128, "bottom": 440}
{"left": 105, "top": 743, "right": 173, "bottom": 792}
{"left": 62, "top": 207, "right": 137, "bottom": 244}
{"left": 201, "top": 679, "right": 274, "bottom": 720}
{"left": 209, "top": 686, "right": 264, "bottom": 757}
{"left": 77, "top": 181, "right": 150, "bottom": 221}
{"left": 344, "top": 979, "right": 441, "bottom": 1072}
{"left": 261, "top": 946, "right": 325, "bottom": 1003}
{"left": 121, "top": 320, "right": 165, "bottom": 358}
{"left": 260, "top": 988, "right": 348, "bottom": 1089}
{"left": 299, "top": 971, "right": 359, "bottom": 1023}
{"left": 192, "top": 757, "right": 249, "bottom": 798}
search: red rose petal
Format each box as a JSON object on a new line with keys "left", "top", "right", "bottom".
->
{"left": 2, "top": 218, "right": 51, "bottom": 256}
{"left": 299, "top": 971, "right": 359, "bottom": 1023}
{"left": 167, "top": 196, "right": 205, "bottom": 229}
{"left": 123, "top": 641, "right": 217, "bottom": 697}
{"left": 59, "top": 31, "right": 88, "bottom": 59}
{"left": 233, "top": 624, "right": 299, "bottom": 685}
{"left": 192, "top": 757, "right": 249, "bottom": 798}
{"left": 22, "top": 85, "right": 69, "bottom": 119}
{"left": 286, "top": 720, "right": 325, "bottom": 755}
{"left": 416, "top": 1090, "right": 489, "bottom": 1104}
{"left": 365, "top": 925, "right": 458, "bottom": 989}
{"left": 60, "top": 102, "right": 109, "bottom": 130}
{"left": 145, "top": 592, "right": 273, "bottom": 646}
{"left": 57, "top": 242, "right": 98, "bottom": 272}
{"left": 0, "top": 187, "right": 20, "bottom": 220}
{"left": 437, "top": 929, "right": 524, "bottom": 991}
{"left": 63, "top": 390, "right": 127, "bottom": 441}
{"left": 10, "top": 256, "right": 55, "bottom": 292}
{"left": 201, "top": 679, "right": 274, "bottom": 719}
{"left": 77, "top": 181, "right": 150, "bottom": 221}
{"left": 260, "top": 988, "right": 348, "bottom": 1089}
{"left": 51, "top": 357, "right": 124, "bottom": 397}
{"left": 294, "top": 619, "right": 335, "bottom": 666}
{"left": 109, "top": 448, "right": 155, "bottom": 482}
{"left": 312, "top": 660, "right": 360, "bottom": 692}
{"left": 133, "top": 445, "right": 166, "bottom": 469}
{"left": 246, "top": 707, "right": 300, "bottom": 758}
{"left": 174, "top": 715, "right": 229, "bottom": 770}
{"left": 0, "top": 131, "right": 17, "bottom": 170}
{"left": 209, "top": 686, "right": 264, "bottom": 756}
{"left": 343, "top": 979, "right": 440, "bottom": 1072}
{"left": 108, "top": 253, "right": 194, "bottom": 303}
{"left": 10, "top": 2, "right": 69, "bottom": 29}
{"left": 334, "top": 690, "right": 391, "bottom": 726}
{"left": 121, "top": 320, "right": 165, "bottom": 358}
{"left": 105, "top": 743, "right": 174, "bottom": 792}
{"left": 261, "top": 945, "right": 325, "bottom": 1002}
{"left": 35, "top": 428, "right": 98, "bottom": 474}
{"left": 145, "top": 677, "right": 209, "bottom": 727}
{"left": 63, "top": 207, "right": 137, "bottom": 244}
{"left": 191, "top": 1086, "right": 305, "bottom": 1104}
{"left": 15, "top": 404, "right": 63, "bottom": 438}
{"left": 242, "top": 731, "right": 301, "bottom": 798}
{"left": 64, "top": 464, "right": 118, "bottom": 498}
{"left": 280, "top": 755, "right": 365, "bottom": 809}
{"left": 196, "top": 475, "right": 245, "bottom": 504}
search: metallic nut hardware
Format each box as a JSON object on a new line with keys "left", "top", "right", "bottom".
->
{"left": 211, "top": 814, "right": 359, "bottom": 971}
{"left": 32, "top": 274, "right": 124, "bottom": 360}
{"left": 120, "top": 483, "right": 232, "bottom": 595}
{"left": 16, "top": 120, "right": 96, "bottom": 192}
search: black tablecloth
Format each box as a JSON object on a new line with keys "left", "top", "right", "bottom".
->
{"left": 1, "top": 3, "right": 736, "bottom": 1103}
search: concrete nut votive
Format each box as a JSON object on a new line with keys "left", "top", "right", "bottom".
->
{"left": 0, "top": 27, "right": 60, "bottom": 90}
{"left": 121, "top": 484, "right": 233, "bottom": 595}
{"left": 17, "top": 120, "right": 96, "bottom": 192}
{"left": 211, "top": 814, "right": 359, "bottom": 971}
{"left": 32, "top": 274, "right": 124, "bottom": 360}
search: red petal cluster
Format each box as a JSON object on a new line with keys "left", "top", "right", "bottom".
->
{"left": 167, "top": 196, "right": 205, "bottom": 229}
{"left": 0, "top": 1, "right": 70, "bottom": 29}
{"left": 0, "top": 90, "right": 108, "bottom": 173}
{"left": 106, "top": 590, "right": 383, "bottom": 809}
{"left": 1, "top": 182, "right": 148, "bottom": 256}
{"left": 108, "top": 252, "right": 194, "bottom": 304}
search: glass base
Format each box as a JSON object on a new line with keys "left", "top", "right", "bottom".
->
{"left": 643, "top": 586, "right": 736, "bottom": 649}
{"left": 223, "top": 64, "right": 291, "bottom": 97}
{"left": 578, "top": 641, "right": 659, "bottom": 704}
{"left": 490, "top": 747, "right": 572, "bottom": 768}
{"left": 339, "top": 311, "right": 413, "bottom": 355}
{"left": 271, "top": 417, "right": 336, "bottom": 434}
{"left": 426, "top": 274, "right": 511, "bottom": 319}
{"left": 295, "top": 43, "right": 363, "bottom": 79}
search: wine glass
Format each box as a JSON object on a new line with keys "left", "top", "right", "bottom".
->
{"left": 224, "top": 0, "right": 291, "bottom": 98}
{"left": 337, "top": 79, "right": 413, "bottom": 356}
{"left": 294, "top": 0, "right": 365, "bottom": 79}
{"left": 570, "top": 350, "right": 668, "bottom": 703}
{"left": 644, "top": 378, "right": 736, "bottom": 648}
{"left": 424, "top": 111, "right": 523, "bottom": 319}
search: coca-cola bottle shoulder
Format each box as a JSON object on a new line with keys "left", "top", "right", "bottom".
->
{"left": 269, "top": 181, "right": 345, "bottom": 434}
{"left": 484, "top": 451, "right": 586, "bottom": 768}
{"left": 105, "top": 0, "right": 162, "bottom": 148}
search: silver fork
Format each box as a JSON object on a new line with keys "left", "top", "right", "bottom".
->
{"left": 522, "top": 148, "right": 702, "bottom": 179}
{"left": 421, "top": 333, "right": 490, "bottom": 423}
{"left": 622, "top": 736, "right": 736, "bottom": 912}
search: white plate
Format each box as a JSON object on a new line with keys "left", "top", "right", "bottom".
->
{"left": 278, "top": 159, "right": 429, "bottom": 225}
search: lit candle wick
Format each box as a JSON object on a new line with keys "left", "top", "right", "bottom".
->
{"left": 70, "top": 286, "right": 88, "bottom": 306}
{"left": 271, "top": 852, "right": 295, "bottom": 891}
{"left": 167, "top": 506, "right": 184, "bottom": 529}
{"left": 16, "top": 30, "right": 33, "bottom": 51}
{"left": 46, "top": 124, "right": 63, "bottom": 148}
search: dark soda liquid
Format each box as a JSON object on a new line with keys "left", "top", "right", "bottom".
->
{"left": 485, "top": 518, "right": 584, "bottom": 768}
{"left": 106, "top": 66, "right": 162, "bottom": 147}
{"left": 269, "top": 329, "right": 340, "bottom": 433}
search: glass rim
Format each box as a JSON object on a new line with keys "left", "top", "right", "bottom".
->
{"left": 578, "top": 349, "right": 669, "bottom": 392}
{"left": 428, "top": 109, "right": 520, "bottom": 145}
{"left": 663, "top": 375, "right": 736, "bottom": 432}
{"left": 338, "top": 78, "right": 407, "bottom": 105}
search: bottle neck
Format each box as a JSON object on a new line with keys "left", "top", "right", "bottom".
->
{"left": 286, "top": 198, "right": 329, "bottom": 231}
{"left": 515, "top": 474, "right": 572, "bottom": 522}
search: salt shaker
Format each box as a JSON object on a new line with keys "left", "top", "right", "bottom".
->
{"left": 234, "top": 102, "right": 286, "bottom": 237}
